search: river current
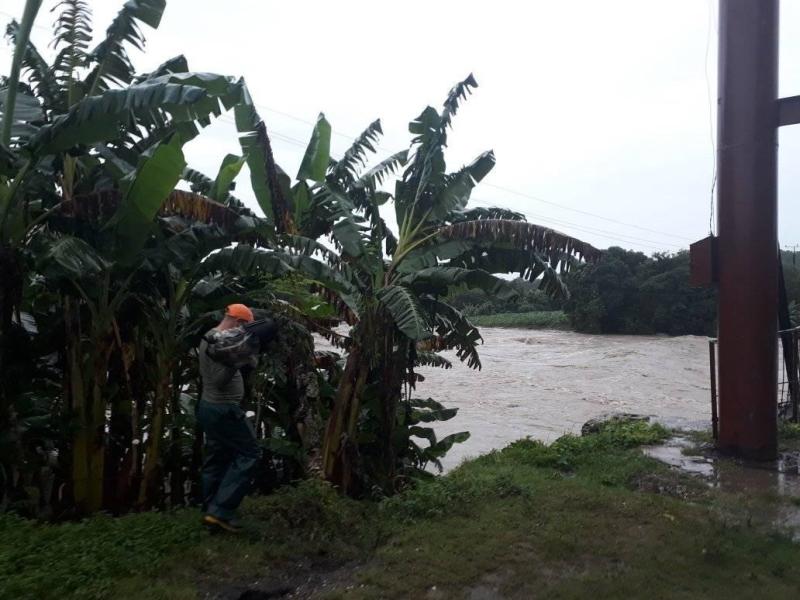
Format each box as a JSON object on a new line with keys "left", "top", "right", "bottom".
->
{"left": 315, "top": 328, "right": 712, "bottom": 470}
{"left": 414, "top": 328, "right": 712, "bottom": 469}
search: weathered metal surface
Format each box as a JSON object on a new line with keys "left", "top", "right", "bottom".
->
{"left": 716, "top": 0, "right": 779, "bottom": 459}
{"left": 709, "top": 339, "right": 718, "bottom": 440}
{"left": 689, "top": 236, "right": 718, "bottom": 287}
{"left": 778, "top": 95, "right": 800, "bottom": 127}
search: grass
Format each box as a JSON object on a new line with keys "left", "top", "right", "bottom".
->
{"left": 780, "top": 421, "right": 800, "bottom": 452}
{"left": 3, "top": 421, "right": 800, "bottom": 599}
{"left": 470, "top": 310, "right": 570, "bottom": 329}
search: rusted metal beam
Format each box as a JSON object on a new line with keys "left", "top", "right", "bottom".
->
{"left": 716, "top": 0, "right": 779, "bottom": 460}
{"left": 778, "top": 95, "right": 800, "bottom": 127}
{"left": 689, "top": 235, "right": 718, "bottom": 287}
{"left": 709, "top": 339, "right": 718, "bottom": 441}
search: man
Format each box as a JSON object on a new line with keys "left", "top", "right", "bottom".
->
{"left": 197, "top": 303, "right": 261, "bottom": 532}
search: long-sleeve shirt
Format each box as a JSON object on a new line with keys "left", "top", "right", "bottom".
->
{"left": 198, "top": 337, "right": 244, "bottom": 404}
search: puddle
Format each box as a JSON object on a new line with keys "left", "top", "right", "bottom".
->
{"left": 644, "top": 436, "right": 800, "bottom": 541}
{"left": 643, "top": 437, "right": 715, "bottom": 477}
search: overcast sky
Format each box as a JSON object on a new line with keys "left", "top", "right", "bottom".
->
{"left": 3, "top": 0, "right": 800, "bottom": 254}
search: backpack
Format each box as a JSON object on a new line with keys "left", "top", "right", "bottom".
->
{"left": 204, "top": 318, "right": 277, "bottom": 368}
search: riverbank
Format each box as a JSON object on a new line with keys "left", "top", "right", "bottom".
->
{"left": 3, "top": 421, "right": 800, "bottom": 599}
{"left": 469, "top": 310, "right": 569, "bottom": 329}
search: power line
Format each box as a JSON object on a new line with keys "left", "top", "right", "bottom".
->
{"left": 0, "top": 8, "right": 52, "bottom": 32}
{"left": 705, "top": 0, "right": 717, "bottom": 235}
{"left": 250, "top": 103, "right": 362, "bottom": 142}
{"left": 217, "top": 114, "right": 685, "bottom": 250}
{"left": 478, "top": 182, "right": 694, "bottom": 242}
{"left": 241, "top": 103, "right": 695, "bottom": 243}
{"left": 2, "top": 6, "right": 696, "bottom": 246}
{"left": 470, "top": 197, "right": 682, "bottom": 252}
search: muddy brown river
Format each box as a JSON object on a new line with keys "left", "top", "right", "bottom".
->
{"left": 414, "top": 328, "right": 712, "bottom": 470}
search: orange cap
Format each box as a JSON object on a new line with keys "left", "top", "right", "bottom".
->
{"left": 225, "top": 303, "right": 254, "bottom": 322}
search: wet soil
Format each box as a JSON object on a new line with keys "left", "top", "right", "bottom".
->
{"left": 199, "top": 560, "right": 364, "bottom": 599}
{"left": 644, "top": 435, "right": 800, "bottom": 540}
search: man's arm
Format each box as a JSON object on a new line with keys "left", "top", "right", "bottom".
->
{"left": 200, "top": 339, "right": 240, "bottom": 388}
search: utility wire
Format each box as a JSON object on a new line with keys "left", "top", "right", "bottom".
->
{"left": 1, "top": 6, "right": 692, "bottom": 249}
{"left": 237, "top": 104, "right": 695, "bottom": 243}
{"left": 705, "top": 0, "right": 718, "bottom": 235}
{"left": 222, "top": 107, "right": 696, "bottom": 245}
{"left": 477, "top": 182, "right": 694, "bottom": 242}
{"left": 0, "top": 8, "right": 51, "bottom": 32}
{"left": 470, "top": 197, "right": 681, "bottom": 252}
{"left": 217, "top": 114, "right": 687, "bottom": 250}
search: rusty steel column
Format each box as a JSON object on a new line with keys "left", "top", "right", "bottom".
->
{"left": 716, "top": 0, "right": 779, "bottom": 459}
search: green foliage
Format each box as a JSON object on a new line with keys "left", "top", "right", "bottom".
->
{"left": 296, "top": 113, "right": 331, "bottom": 182}
{"left": 7, "top": 424, "right": 800, "bottom": 599}
{"left": 208, "top": 153, "right": 245, "bottom": 202}
{"left": 84, "top": 0, "right": 166, "bottom": 95}
{"left": 244, "top": 479, "right": 366, "bottom": 542}
{"left": 0, "top": 0, "right": 323, "bottom": 516}
{"left": 3, "top": 0, "right": 601, "bottom": 515}
{"left": 448, "top": 277, "right": 563, "bottom": 315}
{"left": 779, "top": 421, "right": 800, "bottom": 440}
{"left": 107, "top": 132, "right": 186, "bottom": 256}
{"left": 564, "top": 247, "right": 717, "bottom": 335}
{"left": 377, "top": 285, "right": 430, "bottom": 340}
{"left": 0, "top": 510, "right": 203, "bottom": 600}
{"left": 470, "top": 310, "right": 568, "bottom": 329}
{"left": 382, "top": 421, "right": 669, "bottom": 522}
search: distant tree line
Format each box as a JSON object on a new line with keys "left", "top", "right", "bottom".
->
{"left": 563, "top": 248, "right": 716, "bottom": 335}
{"left": 447, "top": 279, "right": 561, "bottom": 316}
{"left": 447, "top": 247, "right": 800, "bottom": 337}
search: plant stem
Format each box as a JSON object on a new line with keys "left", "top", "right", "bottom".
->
{"left": 1, "top": 0, "right": 43, "bottom": 147}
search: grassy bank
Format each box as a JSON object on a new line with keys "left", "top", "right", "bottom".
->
{"left": 3, "top": 422, "right": 800, "bottom": 599}
{"left": 470, "top": 310, "right": 569, "bottom": 329}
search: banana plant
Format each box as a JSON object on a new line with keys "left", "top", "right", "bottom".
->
{"left": 0, "top": 0, "right": 271, "bottom": 513}
{"left": 266, "top": 75, "right": 602, "bottom": 494}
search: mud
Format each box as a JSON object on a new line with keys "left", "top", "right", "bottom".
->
{"left": 644, "top": 436, "right": 800, "bottom": 541}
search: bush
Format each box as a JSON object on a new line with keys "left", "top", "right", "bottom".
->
{"left": 498, "top": 421, "right": 670, "bottom": 471}
{"left": 380, "top": 421, "right": 670, "bottom": 522}
{"left": 244, "top": 479, "right": 368, "bottom": 543}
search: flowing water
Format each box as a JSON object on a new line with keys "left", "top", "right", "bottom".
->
{"left": 317, "top": 327, "right": 713, "bottom": 470}
{"left": 414, "top": 328, "right": 712, "bottom": 469}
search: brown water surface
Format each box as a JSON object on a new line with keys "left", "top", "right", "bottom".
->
{"left": 415, "top": 328, "right": 712, "bottom": 468}
{"left": 318, "top": 328, "right": 713, "bottom": 469}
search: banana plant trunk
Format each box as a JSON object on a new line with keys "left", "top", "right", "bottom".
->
{"left": 139, "top": 363, "right": 171, "bottom": 507}
{"left": 168, "top": 364, "right": 184, "bottom": 506}
{"left": 67, "top": 316, "right": 112, "bottom": 514}
{"left": 105, "top": 359, "right": 133, "bottom": 513}
{"left": 322, "top": 348, "right": 368, "bottom": 494}
{"left": 377, "top": 333, "right": 405, "bottom": 492}
{"left": 0, "top": 245, "right": 24, "bottom": 499}
{"left": 322, "top": 313, "right": 409, "bottom": 495}
{"left": 64, "top": 297, "right": 89, "bottom": 512}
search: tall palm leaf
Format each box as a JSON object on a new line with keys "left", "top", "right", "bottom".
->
{"left": 50, "top": 0, "right": 93, "bottom": 104}
{"left": 83, "top": 0, "right": 166, "bottom": 96}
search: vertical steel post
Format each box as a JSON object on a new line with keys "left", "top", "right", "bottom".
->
{"left": 709, "top": 339, "right": 718, "bottom": 440}
{"left": 794, "top": 330, "right": 799, "bottom": 422}
{"left": 716, "top": 0, "right": 779, "bottom": 459}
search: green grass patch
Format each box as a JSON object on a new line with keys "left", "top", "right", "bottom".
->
{"left": 3, "top": 421, "right": 800, "bottom": 599}
{"left": 0, "top": 510, "right": 205, "bottom": 600}
{"left": 470, "top": 310, "right": 569, "bottom": 329}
